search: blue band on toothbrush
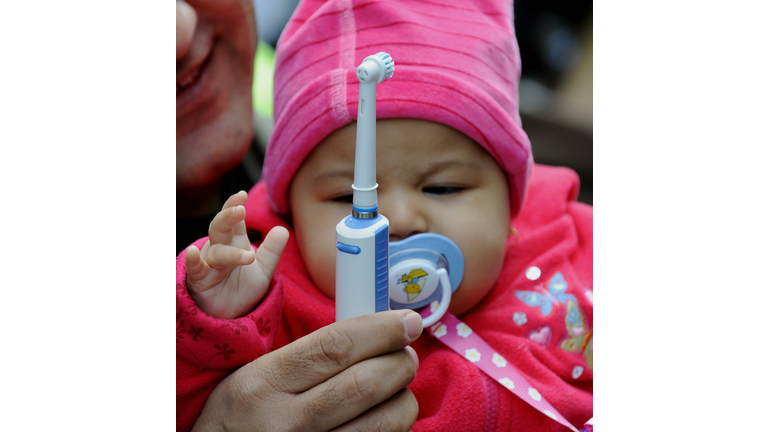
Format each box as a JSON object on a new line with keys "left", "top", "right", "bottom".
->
{"left": 344, "top": 214, "right": 383, "bottom": 229}
{"left": 352, "top": 204, "right": 378, "bottom": 213}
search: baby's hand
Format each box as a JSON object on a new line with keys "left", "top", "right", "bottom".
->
{"left": 185, "top": 191, "right": 289, "bottom": 319}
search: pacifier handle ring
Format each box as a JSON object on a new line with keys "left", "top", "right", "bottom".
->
{"left": 421, "top": 268, "right": 451, "bottom": 327}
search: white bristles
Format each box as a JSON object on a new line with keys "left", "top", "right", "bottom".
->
{"left": 376, "top": 52, "right": 395, "bottom": 79}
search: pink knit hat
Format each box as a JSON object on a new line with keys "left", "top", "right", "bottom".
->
{"left": 263, "top": 0, "right": 533, "bottom": 218}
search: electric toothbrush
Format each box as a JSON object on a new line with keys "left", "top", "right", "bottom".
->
{"left": 335, "top": 52, "right": 395, "bottom": 322}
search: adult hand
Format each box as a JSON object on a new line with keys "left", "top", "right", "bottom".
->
{"left": 176, "top": 1, "right": 197, "bottom": 59}
{"left": 191, "top": 310, "right": 423, "bottom": 432}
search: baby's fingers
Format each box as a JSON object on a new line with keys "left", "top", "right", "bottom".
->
{"left": 255, "top": 226, "right": 289, "bottom": 281}
{"left": 208, "top": 205, "right": 246, "bottom": 246}
{"left": 185, "top": 245, "right": 208, "bottom": 280}
{"left": 204, "top": 243, "right": 256, "bottom": 270}
{"left": 222, "top": 190, "right": 248, "bottom": 210}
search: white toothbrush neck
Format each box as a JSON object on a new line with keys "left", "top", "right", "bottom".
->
{"left": 351, "top": 53, "right": 393, "bottom": 217}
{"left": 353, "top": 79, "right": 378, "bottom": 214}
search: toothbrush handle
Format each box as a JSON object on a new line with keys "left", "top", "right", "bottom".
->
{"left": 335, "top": 215, "right": 390, "bottom": 321}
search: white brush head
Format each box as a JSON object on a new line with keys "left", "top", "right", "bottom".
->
{"left": 357, "top": 51, "right": 395, "bottom": 84}
{"left": 352, "top": 52, "right": 394, "bottom": 214}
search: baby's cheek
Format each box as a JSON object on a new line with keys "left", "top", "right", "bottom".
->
{"left": 445, "top": 243, "right": 504, "bottom": 315}
{"left": 317, "top": 252, "right": 337, "bottom": 299}
{"left": 294, "top": 225, "right": 338, "bottom": 299}
{"left": 308, "top": 243, "right": 336, "bottom": 299}
{"left": 470, "top": 248, "right": 505, "bottom": 290}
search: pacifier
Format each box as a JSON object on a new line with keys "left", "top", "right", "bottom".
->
{"left": 388, "top": 233, "right": 464, "bottom": 327}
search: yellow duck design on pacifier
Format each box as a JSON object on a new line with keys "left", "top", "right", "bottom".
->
{"left": 400, "top": 269, "right": 429, "bottom": 302}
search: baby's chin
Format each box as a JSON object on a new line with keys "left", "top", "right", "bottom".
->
{"left": 445, "top": 285, "right": 493, "bottom": 317}
{"left": 447, "top": 302, "right": 475, "bottom": 317}
{"left": 319, "top": 284, "right": 336, "bottom": 300}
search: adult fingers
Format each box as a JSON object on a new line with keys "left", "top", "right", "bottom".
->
{"left": 191, "top": 313, "right": 422, "bottom": 432}
{"left": 254, "top": 227, "right": 289, "bottom": 282}
{"left": 254, "top": 310, "right": 423, "bottom": 394}
{"left": 296, "top": 346, "right": 419, "bottom": 431}
{"left": 208, "top": 205, "right": 245, "bottom": 246}
{"left": 176, "top": 1, "right": 197, "bottom": 59}
{"left": 330, "top": 388, "right": 419, "bottom": 432}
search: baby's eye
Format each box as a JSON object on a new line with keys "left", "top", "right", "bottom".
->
{"left": 331, "top": 194, "right": 353, "bottom": 204}
{"left": 422, "top": 186, "right": 464, "bottom": 195}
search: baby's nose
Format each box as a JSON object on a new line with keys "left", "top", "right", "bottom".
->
{"left": 380, "top": 192, "right": 428, "bottom": 242}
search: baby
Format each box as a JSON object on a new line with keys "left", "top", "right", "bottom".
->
{"left": 177, "top": 0, "right": 593, "bottom": 431}
{"left": 186, "top": 118, "right": 511, "bottom": 319}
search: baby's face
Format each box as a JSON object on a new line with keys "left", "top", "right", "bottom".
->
{"left": 288, "top": 119, "right": 510, "bottom": 316}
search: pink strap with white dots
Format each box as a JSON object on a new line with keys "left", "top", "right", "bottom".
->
{"left": 419, "top": 308, "right": 581, "bottom": 432}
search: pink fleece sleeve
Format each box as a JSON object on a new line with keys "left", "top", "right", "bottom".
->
{"left": 175, "top": 238, "right": 284, "bottom": 432}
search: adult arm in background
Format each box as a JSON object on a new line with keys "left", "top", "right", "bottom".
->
{"left": 191, "top": 310, "right": 422, "bottom": 432}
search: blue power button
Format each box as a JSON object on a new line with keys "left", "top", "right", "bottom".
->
{"left": 336, "top": 242, "right": 361, "bottom": 255}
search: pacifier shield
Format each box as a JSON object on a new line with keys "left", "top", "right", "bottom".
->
{"left": 388, "top": 233, "right": 464, "bottom": 310}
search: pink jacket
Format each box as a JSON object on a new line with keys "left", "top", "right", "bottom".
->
{"left": 176, "top": 164, "right": 593, "bottom": 431}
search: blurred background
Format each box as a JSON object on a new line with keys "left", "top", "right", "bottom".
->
{"left": 251, "top": 0, "right": 593, "bottom": 204}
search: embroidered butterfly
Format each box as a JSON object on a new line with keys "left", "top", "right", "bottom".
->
{"left": 561, "top": 299, "right": 593, "bottom": 369}
{"left": 515, "top": 272, "right": 577, "bottom": 316}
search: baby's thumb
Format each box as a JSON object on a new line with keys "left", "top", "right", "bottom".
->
{"left": 255, "top": 226, "right": 290, "bottom": 281}
{"left": 184, "top": 245, "right": 210, "bottom": 291}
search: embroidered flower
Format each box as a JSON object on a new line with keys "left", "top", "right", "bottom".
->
{"left": 492, "top": 353, "right": 507, "bottom": 368}
{"left": 257, "top": 317, "right": 271, "bottom": 336}
{"left": 572, "top": 365, "right": 584, "bottom": 379}
{"left": 528, "top": 387, "right": 542, "bottom": 401}
{"left": 217, "top": 321, "right": 249, "bottom": 335}
{"left": 499, "top": 377, "right": 515, "bottom": 390}
{"left": 456, "top": 322, "right": 473, "bottom": 338}
{"left": 188, "top": 324, "right": 206, "bottom": 342}
{"left": 176, "top": 320, "right": 187, "bottom": 343}
{"left": 543, "top": 410, "right": 558, "bottom": 420}
{"left": 513, "top": 312, "right": 527, "bottom": 326}
{"left": 465, "top": 348, "right": 481, "bottom": 363}
{"left": 177, "top": 298, "right": 199, "bottom": 319}
{"left": 432, "top": 323, "right": 447, "bottom": 338}
{"left": 211, "top": 343, "right": 236, "bottom": 361}
{"left": 430, "top": 300, "right": 440, "bottom": 313}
